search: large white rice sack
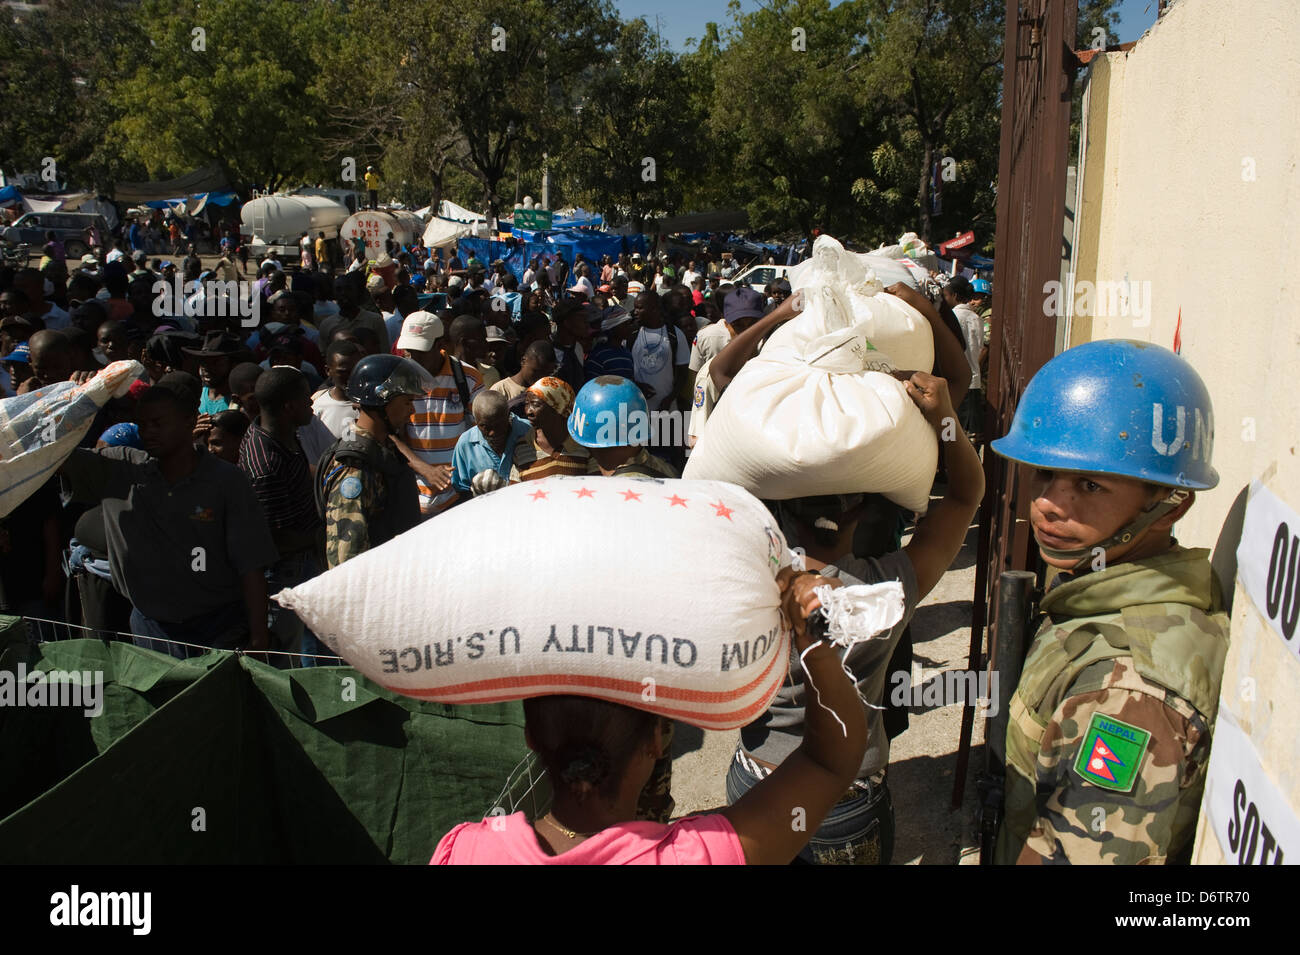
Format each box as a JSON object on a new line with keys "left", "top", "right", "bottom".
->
{"left": 274, "top": 476, "right": 793, "bottom": 731}
{"left": 684, "top": 236, "right": 938, "bottom": 512}
{"left": 0, "top": 361, "right": 143, "bottom": 519}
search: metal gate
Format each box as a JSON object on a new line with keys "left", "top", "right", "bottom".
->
{"left": 952, "top": 0, "right": 1079, "bottom": 806}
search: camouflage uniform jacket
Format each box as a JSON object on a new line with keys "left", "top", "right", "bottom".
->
{"left": 995, "top": 546, "right": 1228, "bottom": 865}
{"left": 611, "top": 448, "right": 678, "bottom": 479}
{"left": 317, "top": 429, "right": 421, "bottom": 569}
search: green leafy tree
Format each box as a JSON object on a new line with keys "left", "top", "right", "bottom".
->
{"left": 552, "top": 18, "right": 703, "bottom": 229}
{"left": 852, "top": 0, "right": 1005, "bottom": 244}
{"left": 853, "top": 0, "right": 1119, "bottom": 247}
{"left": 110, "top": 0, "right": 337, "bottom": 194}
{"left": 706, "top": 0, "right": 874, "bottom": 245}
{"left": 0, "top": 0, "right": 149, "bottom": 190}
{"left": 329, "top": 0, "right": 617, "bottom": 220}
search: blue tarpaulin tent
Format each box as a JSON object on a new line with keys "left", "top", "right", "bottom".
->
{"left": 459, "top": 231, "right": 648, "bottom": 281}
{"left": 141, "top": 191, "right": 240, "bottom": 211}
{"left": 551, "top": 209, "right": 603, "bottom": 229}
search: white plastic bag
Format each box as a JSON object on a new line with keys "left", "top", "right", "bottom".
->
{"left": 684, "top": 236, "right": 938, "bottom": 512}
{"left": 776, "top": 242, "right": 933, "bottom": 373}
{"left": 274, "top": 476, "right": 796, "bottom": 730}
{"left": 0, "top": 361, "right": 143, "bottom": 519}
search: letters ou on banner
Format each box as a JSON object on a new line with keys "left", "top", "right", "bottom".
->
{"left": 273, "top": 476, "right": 820, "bottom": 730}
{"left": 1236, "top": 481, "right": 1300, "bottom": 655}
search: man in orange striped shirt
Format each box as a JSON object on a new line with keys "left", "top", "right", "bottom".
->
{"left": 391, "top": 310, "right": 483, "bottom": 516}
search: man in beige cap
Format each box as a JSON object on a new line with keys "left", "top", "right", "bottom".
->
{"left": 365, "top": 271, "right": 394, "bottom": 321}
{"left": 392, "top": 310, "right": 483, "bottom": 516}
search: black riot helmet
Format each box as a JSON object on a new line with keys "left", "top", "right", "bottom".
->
{"left": 345, "top": 354, "right": 433, "bottom": 410}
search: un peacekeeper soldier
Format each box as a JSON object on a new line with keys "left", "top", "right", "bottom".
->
{"left": 566, "top": 374, "right": 677, "bottom": 822}
{"left": 989, "top": 340, "right": 1227, "bottom": 864}
{"left": 568, "top": 375, "right": 678, "bottom": 480}
{"left": 316, "top": 354, "right": 431, "bottom": 569}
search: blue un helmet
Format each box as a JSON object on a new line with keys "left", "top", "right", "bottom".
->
{"left": 992, "top": 339, "right": 1217, "bottom": 563}
{"left": 971, "top": 278, "right": 991, "bottom": 295}
{"left": 568, "top": 375, "right": 649, "bottom": 449}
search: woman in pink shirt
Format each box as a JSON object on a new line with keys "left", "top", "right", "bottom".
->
{"left": 431, "top": 570, "right": 868, "bottom": 865}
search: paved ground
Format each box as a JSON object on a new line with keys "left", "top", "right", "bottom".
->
{"left": 670, "top": 518, "right": 987, "bottom": 865}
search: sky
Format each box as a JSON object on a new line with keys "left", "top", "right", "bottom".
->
{"left": 613, "top": 0, "right": 1161, "bottom": 53}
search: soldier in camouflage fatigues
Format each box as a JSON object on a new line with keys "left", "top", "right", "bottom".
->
{"left": 995, "top": 548, "right": 1227, "bottom": 864}
{"left": 316, "top": 355, "right": 429, "bottom": 568}
{"left": 989, "top": 340, "right": 1225, "bottom": 865}
{"left": 320, "top": 447, "right": 420, "bottom": 568}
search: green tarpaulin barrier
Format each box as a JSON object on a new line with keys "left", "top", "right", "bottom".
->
{"left": 0, "top": 624, "right": 545, "bottom": 864}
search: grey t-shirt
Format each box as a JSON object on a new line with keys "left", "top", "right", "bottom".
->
{"left": 740, "top": 550, "right": 919, "bottom": 779}
{"left": 63, "top": 447, "right": 279, "bottom": 623}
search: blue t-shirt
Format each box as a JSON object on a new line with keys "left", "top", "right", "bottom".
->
{"left": 584, "top": 343, "right": 634, "bottom": 382}
{"left": 450, "top": 415, "right": 530, "bottom": 495}
{"left": 199, "top": 387, "right": 231, "bottom": 415}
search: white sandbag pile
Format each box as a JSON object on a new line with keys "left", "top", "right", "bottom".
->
{"left": 683, "top": 234, "right": 938, "bottom": 513}
{"left": 274, "top": 476, "right": 794, "bottom": 731}
{"left": 0, "top": 361, "right": 143, "bottom": 519}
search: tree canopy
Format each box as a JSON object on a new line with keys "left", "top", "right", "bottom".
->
{"left": 0, "top": 0, "right": 1120, "bottom": 248}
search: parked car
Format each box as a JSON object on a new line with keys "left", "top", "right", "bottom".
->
{"left": 730, "top": 263, "right": 793, "bottom": 293}
{"left": 0, "top": 211, "right": 111, "bottom": 259}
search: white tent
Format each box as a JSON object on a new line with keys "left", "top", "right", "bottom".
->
{"left": 423, "top": 216, "right": 475, "bottom": 250}
{"left": 439, "top": 199, "right": 485, "bottom": 223}
{"left": 421, "top": 199, "right": 489, "bottom": 249}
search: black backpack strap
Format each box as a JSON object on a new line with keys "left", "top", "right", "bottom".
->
{"left": 449, "top": 357, "right": 474, "bottom": 420}
{"left": 315, "top": 435, "right": 381, "bottom": 519}
{"left": 315, "top": 438, "right": 344, "bottom": 520}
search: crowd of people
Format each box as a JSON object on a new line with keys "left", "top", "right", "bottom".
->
{"left": 16, "top": 223, "right": 1196, "bottom": 870}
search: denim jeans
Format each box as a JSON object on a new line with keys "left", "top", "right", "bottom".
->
{"left": 129, "top": 603, "right": 247, "bottom": 660}
{"left": 726, "top": 747, "right": 895, "bottom": 865}
{"left": 266, "top": 550, "right": 321, "bottom": 668}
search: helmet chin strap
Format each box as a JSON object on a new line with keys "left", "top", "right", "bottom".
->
{"left": 1037, "top": 489, "right": 1190, "bottom": 571}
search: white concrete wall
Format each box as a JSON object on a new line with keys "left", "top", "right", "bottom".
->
{"left": 1071, "top": 0, "right": 1300, "bottom": 863}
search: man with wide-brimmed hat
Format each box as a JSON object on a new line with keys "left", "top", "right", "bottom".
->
{"left": 183, "top": 329, "right": 246, "bottom": 416}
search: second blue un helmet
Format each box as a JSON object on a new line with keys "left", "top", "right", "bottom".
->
{"left": 991, "top": 339, "right": 1218, "bottom": 490}
{"left": 992, "top": 340, "right": 1217, "bottom": 566}
{"left": 568, "top": 375, "right": 649, "bottom": 449}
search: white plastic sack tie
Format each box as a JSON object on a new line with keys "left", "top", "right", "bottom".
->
{"left": 797, "top": 581, "right": 907, "bottom": 736}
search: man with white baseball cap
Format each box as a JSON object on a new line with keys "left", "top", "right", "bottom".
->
{"left": 396, "top": 310, "right": 446, "bottom": 368}
{"left": 393, "top": 309, "right": 483, "bottom": 516}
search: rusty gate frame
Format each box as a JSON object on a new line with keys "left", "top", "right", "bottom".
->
{"left": 951, "top": 0, "right": 1079, "bottom": 808}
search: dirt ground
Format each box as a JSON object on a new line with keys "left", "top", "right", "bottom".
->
{"left": 670, "top": 519, "right": 988, "bottom": 865}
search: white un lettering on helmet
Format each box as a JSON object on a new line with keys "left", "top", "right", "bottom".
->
{"left": 1151, "top": 402, "right": 1212, "bottom": 462}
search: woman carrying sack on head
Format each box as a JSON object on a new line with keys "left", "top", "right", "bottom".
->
{"left": 431, "top": 569, "right": 868, "bottom": 865}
